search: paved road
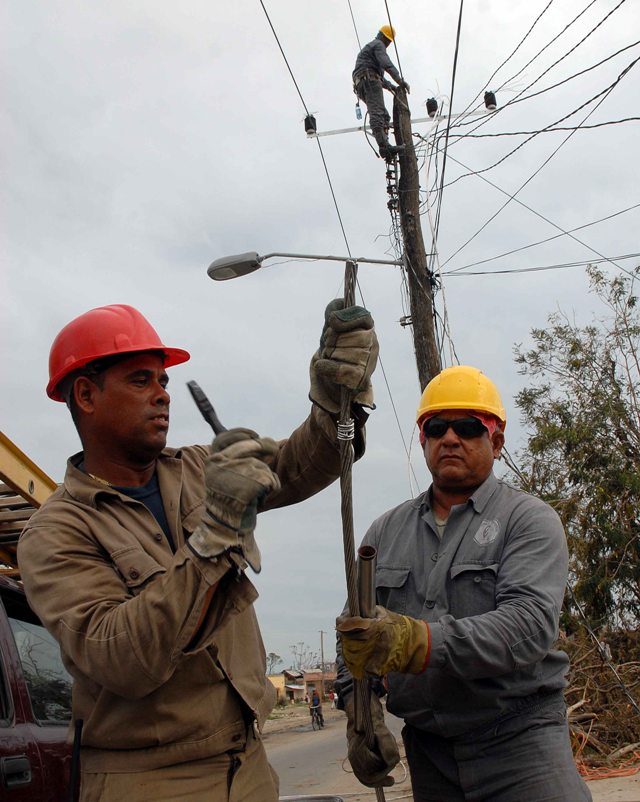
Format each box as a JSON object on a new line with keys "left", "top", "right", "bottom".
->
{"left": 265, "top": 708, "right": 640, "bottom": 801}
{"left": 266, "top": 717, "right": 352, "bottom": 799}
{"left": 265, "top": 709, "right": 412, "bottom": 801}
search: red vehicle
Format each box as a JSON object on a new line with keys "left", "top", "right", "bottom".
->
{"left": 0, "top": 432, "right": 72, "bottom": 801}
{"left": 0, "top": 574, "right": 72, "bottom": 801}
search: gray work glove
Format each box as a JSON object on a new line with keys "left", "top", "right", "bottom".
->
{"left": 309, "top": 299, "right": 379, "bottom": 415}
{"left": 188, "top": 428, "right": 281, "bottom": 573}
{"left": 344, "top": 692, "right": 400, "bottom": 788}
{"left": 399, "top": 80, "right": 410, "bottom": 93}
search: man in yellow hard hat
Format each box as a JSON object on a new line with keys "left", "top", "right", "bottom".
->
{"left": 352, "top": 25, "right": 409, "bottom": 159}
{"left": 335, "top": 366, "right": 592, "bottom": 800}
{"left": 18, "top": 301, "right": 378, "bottom": 802}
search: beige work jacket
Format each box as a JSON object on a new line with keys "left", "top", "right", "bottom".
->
{"left": 18, "top": 407, "right": 358, "bottom": 773}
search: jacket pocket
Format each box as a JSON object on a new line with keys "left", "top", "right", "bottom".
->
{"left": 181, "top": 505, "right": 205, "bottom": 549}
{"left": 376, "top": 566, "right": 410, "bottom": 614}
{"left": 111, "top": 546, "right": 166, "bottom": 594}
{"left": 449, "top": 563, "right": 498, "bottom": 618}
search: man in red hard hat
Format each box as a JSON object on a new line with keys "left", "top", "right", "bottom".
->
{"left": 19, "top": 302, "right": 378, "bottom": 801}
{"left": 335, "top": 366, "right": 591, "bottom": 800}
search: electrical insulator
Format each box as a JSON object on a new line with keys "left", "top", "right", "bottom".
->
{"left": 426, "top": 98, "right": 438, "bottom": 118}
{"left": 484, "top": 91, "right": 497, "bottom": 111}
{"left": 304, "top": 114, "right": 317, "bottom": 136}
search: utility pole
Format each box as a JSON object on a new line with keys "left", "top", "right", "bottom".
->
{"left": 304, "top": 94, "right": 501, "bottom": 390}
{"left": 319, "top": 629, "right": 326, "bottom": 697}
{"left": 392, "top": 87, "right": 442, "bottom": 390}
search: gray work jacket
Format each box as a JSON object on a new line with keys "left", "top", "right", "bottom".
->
{"left": 338, "top": 472, "right": 570, "bottom": 738}
{"left": 353, "top": 38, "right": 402, "bottom": 84}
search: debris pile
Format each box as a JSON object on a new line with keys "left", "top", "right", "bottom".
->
{"left": 561, "top": 630, "right": 640, "bottom": 772}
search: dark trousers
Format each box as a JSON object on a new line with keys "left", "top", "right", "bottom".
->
{"left": 354, "top": 74, "right": 390, "bottom": 145}
{"left": 402, "top": 694, "right": 592, "bottom": 801}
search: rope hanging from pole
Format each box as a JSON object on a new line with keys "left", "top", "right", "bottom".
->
{"left": 338, "top": 260, "right": 387, "bottom": 802}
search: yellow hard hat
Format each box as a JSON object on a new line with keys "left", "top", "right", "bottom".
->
{"left": 379, "top": 24, "right": 395, "bottom": 41}
{"left": 416, "top": 365, "right": 506, "bottom": 428}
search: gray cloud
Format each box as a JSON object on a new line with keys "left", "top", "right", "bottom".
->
{"left": 3, "top": 0, "right": 638, "bottom": 665}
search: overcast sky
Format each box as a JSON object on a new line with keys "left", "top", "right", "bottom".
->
{"left": 3, "top": 0, "right": 639, "bottom": 669}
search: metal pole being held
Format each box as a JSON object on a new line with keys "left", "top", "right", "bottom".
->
{"left": 337, "top": 261, "right": 386, "bottom": 802}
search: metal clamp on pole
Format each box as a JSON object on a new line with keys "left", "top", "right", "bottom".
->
{"left": 337, "top": 419, "right": 355, "bottom": 441}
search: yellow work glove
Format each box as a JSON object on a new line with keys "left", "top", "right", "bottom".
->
{"left": 344, "top": 692, "right": 400, "bottom": 788}
{"left": 336, "top": 605, "right": 430, "bottom": 679}
{"left": 309, "top": 299, "right": 379, "bottom": 415}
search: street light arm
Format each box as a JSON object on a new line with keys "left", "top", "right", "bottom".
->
{"left": 208, "top": 250, "right": 404, "bottom": 281}
{"left": 208, "top": 251, "right": 402, "bottom": 281}
{"left": 260, "top": 253, "right": 403, "bottom": 267}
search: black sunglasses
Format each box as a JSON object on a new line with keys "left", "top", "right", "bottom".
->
{"left": 422, "top": 417, "right": 488, "bottom": 440}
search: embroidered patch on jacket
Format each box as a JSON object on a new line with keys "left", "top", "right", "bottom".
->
{"left": 474, "top": 519, "right": 500, "bottom": 545}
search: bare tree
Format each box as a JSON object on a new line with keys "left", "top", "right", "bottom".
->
{"left": 266, "top": 652, "right": 282, "bottom": 675}
{"left": 290, "top": 642, "right": 319, "bottom": 670}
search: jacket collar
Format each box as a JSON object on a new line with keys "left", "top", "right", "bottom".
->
{"left": 64, "top": 450, "right": 183, "bottom": 509}
{"left": 420, "top": 470, "right": 499, "bottom": 515}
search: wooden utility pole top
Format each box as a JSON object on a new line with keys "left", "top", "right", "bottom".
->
{"left": 392, "top": 88, "right": 442, "bottom": 391}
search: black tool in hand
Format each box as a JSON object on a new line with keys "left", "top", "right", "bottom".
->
{"left": 186, "top": 381, "right": 228, "bottom": 435}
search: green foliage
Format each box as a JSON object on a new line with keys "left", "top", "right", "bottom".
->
{"left": 513, "top": 266, "right": 640, "bottom": 629}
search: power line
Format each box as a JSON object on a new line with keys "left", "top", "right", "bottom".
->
{"left": 383, "top": 0, "right": 404, "bottom": 81}
{"left": 313, "top": 140, "right": 353, "bottom": 257}
{"left": 442, "top": 55, "right": 640, "bottom": 190}
{"left": 499, "top": 0, "right": 627, "bottom": 100}
{"left": 493, "top": 0, "right": 604, "bottom": 96}
{"left": 258, "top": 0, "right": 421, "bottom": 491}
{"left": 500, "top": 40, "right": 640, "bottom": 111}
{"left": 433, "top": 0, "right": 465, "bottom": 242}
{"left": 448, "top": 116, "right": 640, "bottom": 139}
{"left": 346, "top": 0, "right": 362, "bottom": 50}
{"left": 444, "top": 252, "right": 640, "bottom": 277}
{"left": 433, "top": 38, "right": 639, "bottom": 144}
{"left": 439, "top": 151, "right": 640, "bottom": 280}
{"left": 447, "top": 0, "right": 600, "bottom": 135}
{"left": 258, "top": 0, "right": 310, "bottom": 116}
{"left": 451, "top": 0, "right": 556, "bottom": 127}
{"left": 449, "top": 203, "right": 640, "bottom": 273}
{"left": 441, "top": 76, "right": 632, "bottom": 271}
{"left": 258, "top": 0, "right": 351, "bottom": 257}
{"left": 447, "top": 0, "right": 625, "bottom": 143}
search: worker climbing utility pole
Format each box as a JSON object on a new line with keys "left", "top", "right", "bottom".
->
{"left": 392, "top": 86, "right": 442, "bottom": 390}
{"left": 348, "top": 24, "right": 442, "bottom": 390}
{"left": 352, "top": 25, "right": 408, "bottom": 159}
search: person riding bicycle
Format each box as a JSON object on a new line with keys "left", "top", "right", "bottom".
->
{"left": 309, "top": 689, "right": 324, "bottom": 726}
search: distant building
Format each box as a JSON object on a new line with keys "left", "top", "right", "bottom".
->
{"left": 274, "top": 667, "right": 338, "bottom": 702}
{"left": 267, "top": 672, "right": 287, "bottom": 704}
{"left": 302, "top": 669, "right": 337, "bottom": 698}
{"left": 281, "top": 669, "right": 305, "bottom": 702}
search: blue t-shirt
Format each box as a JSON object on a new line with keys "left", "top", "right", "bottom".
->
{"left": 114, "top": 473, "right": 176, "bottom": 552}
{"left": 80, "top": 463, "right": 175, "bottom": 552}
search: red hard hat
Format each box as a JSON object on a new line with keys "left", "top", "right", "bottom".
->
{"left": 47, "top": 304, "right": 190, "bottom": 401}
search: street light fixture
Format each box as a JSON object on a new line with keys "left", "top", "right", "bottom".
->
{"left": 207, "top": 251, "right": 403, "bottom": 281}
